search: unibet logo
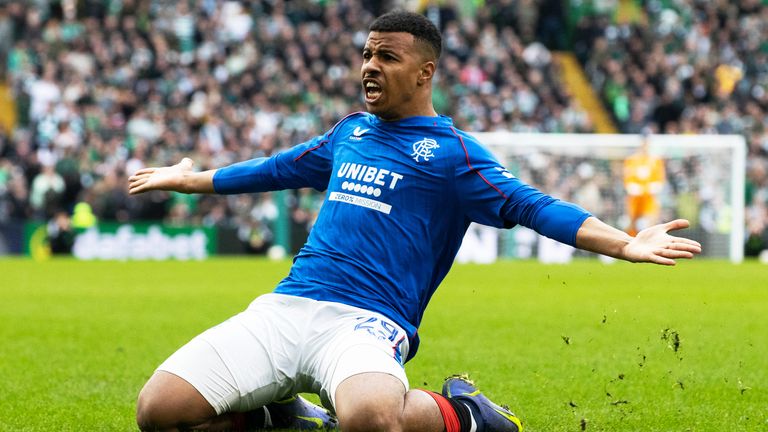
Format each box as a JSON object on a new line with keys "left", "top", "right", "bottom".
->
{"left": 336, "top": 162, "right": 403, "bottom": 189}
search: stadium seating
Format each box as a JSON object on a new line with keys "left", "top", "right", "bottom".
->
{"left": 573, "top": 0, "right": 767, "bottom": 255}
{"left": 0, "top": 0, "right": 765, "bottom": 257}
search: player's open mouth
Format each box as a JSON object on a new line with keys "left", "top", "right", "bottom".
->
{"left": 364, "top": 80, "right": 382, "bottom": 102}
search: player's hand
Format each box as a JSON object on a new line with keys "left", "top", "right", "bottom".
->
{"left": 623, "top": 219, "right": 702, "bottom": 265}
{"left": 128, "top": 158, "right": 195, "bottom": 195}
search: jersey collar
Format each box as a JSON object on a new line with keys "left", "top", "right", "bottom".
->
{"left": 370, "top": 114, "right": 454, "bottom": 128}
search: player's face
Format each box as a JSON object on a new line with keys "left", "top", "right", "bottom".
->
{"left": 361, "top": 31, "right": 429, "bottom": 120}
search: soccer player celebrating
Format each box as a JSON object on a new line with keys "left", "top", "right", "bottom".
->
{"left": 129, "top": 11, "right": 701, "bottom": 432}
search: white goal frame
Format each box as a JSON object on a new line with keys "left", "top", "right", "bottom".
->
{"left": 472, "top": 132, "right": 746, "bottom": 263}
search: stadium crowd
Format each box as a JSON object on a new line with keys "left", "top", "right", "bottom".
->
{"left": 0, "top": 0, "right": 765, "bottom": 258}
{"left": 0, "top": 0, "right": 589, "bottom": 254}
{"left": 574, "top": 0, "right": 768, "bottom": 256}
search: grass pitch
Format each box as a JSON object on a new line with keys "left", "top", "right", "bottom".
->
{"left": 0, "top": 258, "right": 766, "bottom": 431}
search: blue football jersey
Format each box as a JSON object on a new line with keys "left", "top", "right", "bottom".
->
{"left": 213, "top": 112, "right": 590, "bottom": 360}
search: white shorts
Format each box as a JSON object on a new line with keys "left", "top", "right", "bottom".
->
{"left": 157, "top": 293, "right": 410, "bottom": 414}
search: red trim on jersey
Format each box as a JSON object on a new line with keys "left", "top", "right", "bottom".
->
{"left": 392, "top": 334, "right": 406, "bottom": 362}
{"left": 422, "top": 390, "right": 461, "bottom": 432}
{"left": 293, "top": 139, "right": 329, "bottom": 162}
{"left": 293, "top": 111, "right": 365, "bottom": 162}
{"left": 450, "top": 127, "right": 508, "bottom": 199}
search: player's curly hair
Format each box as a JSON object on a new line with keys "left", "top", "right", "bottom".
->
{"left": 369, "top": 11, "right": 442, "bottom": 61}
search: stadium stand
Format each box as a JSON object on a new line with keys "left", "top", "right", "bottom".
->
{"left": 0, "top": 0, "right": 764, "bottom": 258}
{"left": 0, "top": 0, "right": 591, "bottom": 255}
{"left": 573, "top": 0, "right": 767, "bottom": 257}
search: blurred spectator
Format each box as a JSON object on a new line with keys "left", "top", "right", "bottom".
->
{"left": 1, "top": 0, "right": 590, "bottom": 255}
{"left": 3, "top": 0, "right": 762, "bottom": 258}
{"left": 71, "top": 201, "right": 97, "bottom": 229}
{"left": 29, "top": 158, "right": 64, "bottom": 218}
{"left": 47, "top": 210, "right": 74, "bottom": 254}
{"left": 576, "top": 0, "right": 768, "bottom": 257}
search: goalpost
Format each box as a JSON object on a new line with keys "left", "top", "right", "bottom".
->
{"left": 471, "top": 132, "right": 747, "bottom": 263}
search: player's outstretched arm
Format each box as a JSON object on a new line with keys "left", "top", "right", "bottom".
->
{"left": 128, "top": 158, "right": 216, "bottom": 195}
{"left": 575, "top": 217, "right": 702, "bottom": 265}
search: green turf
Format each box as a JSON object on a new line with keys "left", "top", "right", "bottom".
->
{"left": 0, "top": 258, "right": 766, "bottom": 431}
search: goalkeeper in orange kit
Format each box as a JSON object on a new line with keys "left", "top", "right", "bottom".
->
{"left": 624, "top": 136, "right": 666, "bottom": 236}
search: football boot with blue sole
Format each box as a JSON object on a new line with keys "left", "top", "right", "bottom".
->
{"left": 266, "top": 395, "right": 339, "bottom": 430}
{"left": 442, "top": 375, "right": 523, "bottom": 432}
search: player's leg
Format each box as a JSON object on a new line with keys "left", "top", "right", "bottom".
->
{"left": 136, "top": 294, "right": 337, "bottom": 431}
{"left": 137, "top": 370, "right": 334, "bottom": 431}
{"left": 335, "top": 372, "right": 443, "bottom": 432}
{"left": 306, "top": 305, "right": 432, "bottom": 431}
{"left": 626, "top": 195, "right": 642, "bottom": 236}
{"left": 136, "top": 370, "right": 217, "bottom": 430}
{"left": 304, "top": 302, "right": 522, "bottom": 431}
{"left": 134, "top": 322, "right": 276, "bottom": 432}
{"left": 334, "top": 372, "right": 522, "bottom": 432}
{"left": 643, "top": 195, "right": 661, "bottom": 227}
{"left": 309, "top": 307, "right": 479, "bottom": 432}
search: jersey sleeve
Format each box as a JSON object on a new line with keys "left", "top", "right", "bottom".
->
{"left": 454, "top": 134, "right": 591, "bottom": 246}
{"left": 212, "top": 134, "right": 334, "bottom": 194}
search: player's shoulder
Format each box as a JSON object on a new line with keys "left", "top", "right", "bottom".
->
{"left": 444, "top": 124, "right": 482, "bottom": 146}
{"left": 327, "top": 112, "right": 375, "bottom": 137}
{"left": 439, "top": 123, "right": 495, "bottom": 160}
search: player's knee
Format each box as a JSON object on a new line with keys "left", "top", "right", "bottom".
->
{"left": 136, "top": 387, "right": 170, "bottom": 431}
{"left": 135, "top": 385, "right": 185, "bottom": 431}
{"left": 338, "top": 404, "right": 403, "bottom": 432}
{"left": 136, "top": 371, "right": 216, "bottom": 430}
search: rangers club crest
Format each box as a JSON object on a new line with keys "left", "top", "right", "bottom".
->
{"left": 411, "top": 138, "right": 439, "bottom": 162}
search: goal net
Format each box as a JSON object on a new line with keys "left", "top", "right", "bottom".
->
{"left": 469, "top": 132, "right": 746, "bottom": 263}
